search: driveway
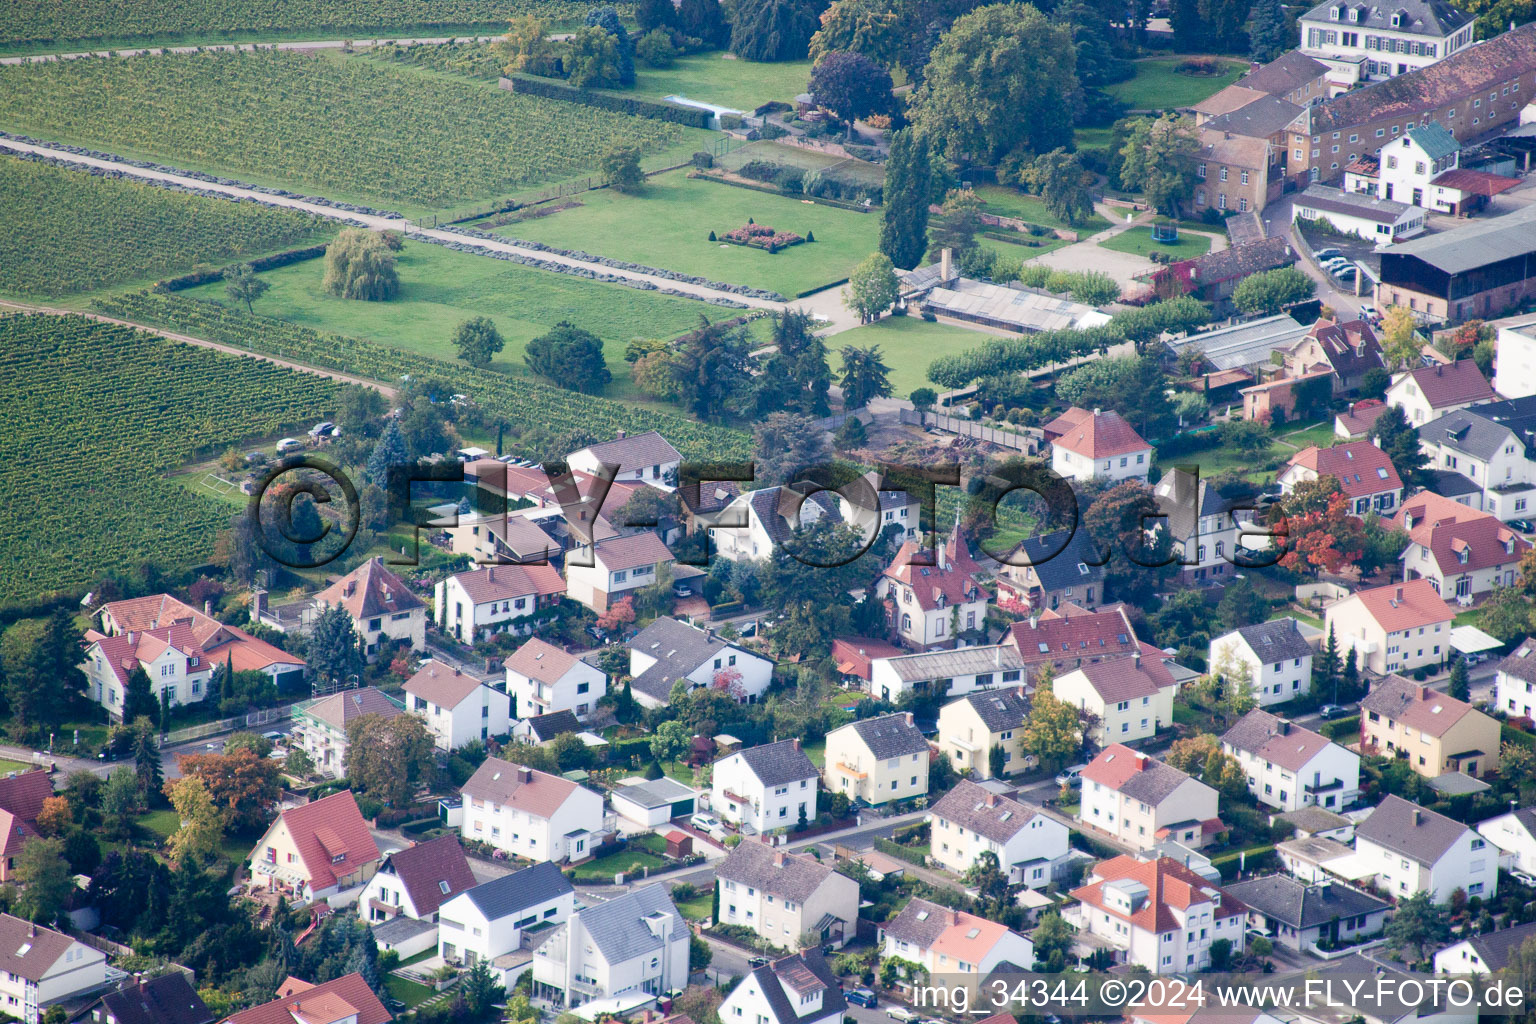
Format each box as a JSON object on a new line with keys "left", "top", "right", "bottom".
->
{"left": 1259, "top": 194, "right": 1365, "bottom": 317}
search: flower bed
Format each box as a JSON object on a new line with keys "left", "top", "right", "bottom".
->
{"left": 721, "top": 222, "right": 804, "bottom": 253}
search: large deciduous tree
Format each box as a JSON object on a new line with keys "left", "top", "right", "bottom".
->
{"left": 177, "top": 748, "right": 283, "bottom": 832}
{"left": 322, "top": 229, "right": 399, "bottom": 302}
{"left": 224, "top": 263, "right": 270, "bottom": 314}
{"left": 727, "top": 0, "right": 828, "bottom": 61}
{"left": 1232, "top": 267, "right": 1315, "bottom": 315}
{"left": 452, "top": 316, "right": 506, "bottom": 369}
{"left": 163, "top": 776, "right": 226, "bottom": 865}
{"left": 844, "top": 252, "right": 899, "bottom": 323}
{"left": 584, "top": 6, "right": 636, "bottom": 85}
{"left": 345, "top": 713, "right": 437, "bottom": 808}
{"left": 1023, "top": 148, "right": 1096, "bottom": 227}
{"left": 907, "top": 4, "right": 1077, "bottom": 166}
{"left": 1021, "top": 682, "right": 1080, "bottom": 772}
{"left": 600, "top": 143, "right": 645, "bottom": 192}
{"left": 879, "top": 129, "right": 933, "bottom": 271}
{"left": 525, "top": 321, "right": 612, "bottom": 393}
{"left": 1118, "top": 114, "right": 1200, "bottom": 217}
{"left": 809, "top": 0, "right": 903, "bottom": 66}
{"left": 808, "top": 50, "right": 892, "bottom": 123}
{"left": 15, "top": 837, "right": 73, "bottom": 923}
{"left": 567, "top": 25, "right": 624, "bottom": 88}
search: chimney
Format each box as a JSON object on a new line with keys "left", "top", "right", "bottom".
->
{"left": 1395, "top": 586, "right": 1404, "bottom": 601}
{"left": 949, "top": 910, "right": 962, "bottom": 926}
{"left": 1419, "top": 685, "right": 1431, "bottom": 700}
{"left": 903, "top": 712, "right": 915, "bottom": 727}
{"left": 1028, "top": 614, "right": 1038, "bottom": 630}
{"left": 985, "top": 793, "right": 998, "bottom": 807}
{"left": 1413, "top": 809, "right": 1423, "bottom": 826}
{"left": 1135, "top": 753, "right": 1149, "bottom": 771}
{"left": 1279, "top": 720, "right": 1291, "bottom": 735}
{"left": 204, "top": 599, "right": 213, "bottom": 615}
{"left": 1093, "top": 408, "right": 1102, "bottom": 417}
{"left": 617, "top": 428, "right": 626, "bottom": 439}
{"left": 940, "top": 247, "right": 953, "bottom": 283}
{"left": 517, "top": 766, "right": 532, "bottom": 783}
{"left": 28, "top": 923, "right": 34, "bottom": 938}
{"left": 792, "top": 738, "right": 801, "bottom": 751}
{"left": 773, "top": 851, "right": 786, "bottom": 867}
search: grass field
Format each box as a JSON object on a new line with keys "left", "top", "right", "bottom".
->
{"left": 829, "top": 315, "right": 1000, "bottom": 397}
{"left": 1104, "top": 56, "right": 1247, "bottom": 111}
{"left": 717, "top": 140, "right": 886, "bottom": 187}
{"left": 0, "top": 759, "right": 35, "bottom": 775}
{"left": 180, "top": 241, "right": 713, "bottom": 396}
{"left": 0, "top": 153, "right": 333, "bottom": 299}
{"left": 974, "top": 185, "right": 1111, "bottom": 234}
{"left": 630, "top": 53, "right": 812, "bottom": 113}
{"left": 385, "top": 975, "right": 435, "bottom": 1010}
{"left": 1098, "top": 226, "right": 1213, "bottom": 258}
{"left": 0, "top": 48, "right": 708, "bottom": 215}
{"left": 1073, "top": 126, "right": 1119, "bottom": 151}
{"left": 485, "top": 170, "right": 880, "bottom": 296}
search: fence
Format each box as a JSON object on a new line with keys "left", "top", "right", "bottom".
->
{"left": 901, "top": 409, "right": 1035, "bottom": 452}
{"left": 162, "top": 704, "right": 294, "bottom": 746}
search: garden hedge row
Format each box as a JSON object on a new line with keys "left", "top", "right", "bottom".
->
{"left": 157, "top": 243, "right": 330, "bottom": 291}
{"left": 505, "top": 75, "right": 712, "bottom": 129}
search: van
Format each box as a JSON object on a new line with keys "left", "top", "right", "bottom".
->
{"left": 848, "top": 991, "right": 878, "bottom": 1009}
{"left": 1055, "top": 764, "right": 1087, "bottom": 787}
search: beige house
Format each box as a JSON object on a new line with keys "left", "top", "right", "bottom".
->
{"left": 1324, "top": 579, "right": 1454, "bottom": 676}
{"left": 247, "top": 790, "right": 381, "bottom": 902}
{"left": 1079, "top": 745, "right": 1223, "bottom": 851}
{"left": 564, "top": 533, "right": 674, "bottom": 613}
{"left": 1360, "top": 674, "right": 1501, "bottom": 778}
{"left": 823, "top": 713, "right": 930, "bottom": 806}
{"left": 313, "top": 557, "right": 427, "bottom": 658}
{"left": 936, "top": 688, "right": 1031, "bottom": 779}
{"left": 1053, "top": 658, "right": 1178, "bottom": 746}
{"left": 714, "top": 843, "right": 860, "bottom": 950}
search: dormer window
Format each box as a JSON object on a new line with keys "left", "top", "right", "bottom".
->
{"left": 1331, "top": 5, "right": 1340, "bottom": 18}
{"left": 1349, "top": 6, "right": 1358, "bottom": 19}
{"left": 1391, "top": 10, "right": 1403, "bottom": 26}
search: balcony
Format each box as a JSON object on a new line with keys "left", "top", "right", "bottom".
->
{"left": 835, "top": 761, "right": 868, "bottom": 780}
{"left": 569, "top": 976, "right": 603, "bottom": 997}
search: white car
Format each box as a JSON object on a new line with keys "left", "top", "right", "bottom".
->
{"left": 1320, "top": 256, "right": 1351, "bottom": 271}
{"left": 690, "top": 812, "right": 725, "bottom": 837}
{"left": 276, "top": 437, "right": 304, "bottom": 453}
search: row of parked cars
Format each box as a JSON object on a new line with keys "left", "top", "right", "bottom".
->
{"left": 1313, "top": 248, "right": 1359, "bottom": 285}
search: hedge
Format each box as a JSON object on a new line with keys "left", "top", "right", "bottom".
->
{"left": 1211, "top": 845, "right": 1277, "bottom": 879}
{"left": 1503, "top": 724, "right": 1536, "bottom": 750}
{"left": 692, "top": 172, "right": 875, "bottom": 212}
{"left": 1320, "top": 715, "right": 1361, "bottom": 740}
{"left": 505, "top": 75, "right": 712, "bottom": 129}
{"left": 157, "top": 243, "right": 330, "bottom": 291}
{"left": 873, "top": 837, "right": 929, "bottom": 866}
{"left": 606, "top": 736, "right": 653, "bottom": 765}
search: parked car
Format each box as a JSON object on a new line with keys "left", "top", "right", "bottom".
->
{"left": 1318, "top": 704, "right": 1347, "bottom": 719}
{"left": 1506, "top": 518, "right": 1535, "bottom": 534}
{"left": 1313, "top": 247, "right": 1343, "bottom": 261}
{"left": 1331, "top": 264, "right": 1358, "bottom": 280}
{"left": 1320, "top": 257, "right": 1350, "bottom": 272}
{"left": 691, "top": 812, "right": 725, "bottom": 838}
{"left": 672, "top": 579, "right": 694, "bottom": 598}
{"left": 276, "top": 437, "right": 304, "bottom": 453}
{"left": 848, "top": 991, "right": 878, "bottom": 1009}
{"left": 1513, "top": 871, "right": 1536, "bottom": 889}
{"left": 888, "top": 1010, "right": 918, "bottom": 1023}
{"left": 308, "top": 421, "right": 335, "bottom": 438}
{"left": 1358, "top": 303, "right": 1378, "bottom": 320}
{"left": 1055, "top": 764, "right": 1087, "bottom": 787}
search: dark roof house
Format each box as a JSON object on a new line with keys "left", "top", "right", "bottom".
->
{"left": 732, "top": 738, "right": 819, "bottom": 788}
{"left": 1223, "top": 874, "right": 1391, "bottom": 931}
{"left": 73, "top": 974, "right": 213, "bottom": 1024}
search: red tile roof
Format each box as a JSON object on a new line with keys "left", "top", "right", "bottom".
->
{"left": 1043, "top": 407, "right": 1151, "bottom": 459}
{"left": 1071, "top": 856, "right": 1242, "bottom": 935}
{"left": 1285, "top": 440, "right": 1402, "bottom": 499}
{"left": 100, "top": 594, "right": 303, "bottom": 674}
{"left": 1399, "top": 360, "right": 1496, "bottom": 411}
{"left": 1335, "top": 398, "right": 1389, "bottom": 437}
{"left": 882, "top": 522, "right": 989, "bottom": 613}
{"left": 403, "top": 662, "right": 489, "bottom": 710}
{"left": 0, "top": 771, "right": 53, "bottom": 865}
{"left": 382, "top": 835, "right": 477, "bottom": 918}
{"left": 1344, "top": 579, "right": 1455, "bottom": 632}
{"left": 315, "top": 558, "right": 424, "bottom": 620}
{"left": 264, "top": 791, "right": 380, "bottom": 892}
{"left": 832, "top": 637, "right": 905, "bottom": 681}
{"left": 504, "top": 637, "right": 583, "bottom": 684}
{"left": 1003, "top": 606, "right": 1139, "bottom": 666}
{"left": 224, "top": 974, "right": 389, "bottom": 1024}
{"left": 1430, "top": 168, "right": 1521, "bottom": 197}
{"left": 448, "top": 563, "right": 566, "bottom": 606}
{"left": 461, "top": 757, "right": 580, "bottom": 819}
{"left": 1391, "top": 493, "right": 1530, "bottom": 576}
{"left": 85, "top": 624, "right": 205, "bottom": 688}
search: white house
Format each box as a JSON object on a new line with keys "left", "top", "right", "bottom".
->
{"left": 403, "top": 662, "right": 512, "bottom": 750}
{"left": 837, "top": 470, "right": 924, "bottom": 546}
{"left": 1223, "top": 875, "right": 1391, "bottom": 953}
{"left": 928, "top": 779, "right": 1071, "bottom": 887}
{"left": 876, "top": 521, "right": 992, "bottom": 649}
{"left": 1292, "top": 184, "right": 1426, "bottom": 241}
{"left": 626, "top": 617, "right": 773, "bottom": 707}
{"left": 1153, "top": 469, "right": 1261, "bottom": 585}
{"left": 869, "top": 645, "right": 1025, "bottom": 703}
{"left": 0, "top": 915, "right": 109, "bottom": 1024}
{"left": 80, "top": 623, "right": 214, "bottom": 721}
{"left": 1043, "top": 407, "right": 1153, "bottom": 483}
{"left": 1208, "top": 619, "right": 1315, "bottom": 707}
{"left": 1067, "top": 855, "right": 1245, "bottom": 973}
{"left": 718, "top": 949, "right": 846, "bottom": 1024}
{"left": 878, "top": 898, "right": 1033, "bottom": 992}
{"left": 1386, "top": 359, "right": 1496, "bottom": 425}
{"left": 312, "top": 557, "right": 426, "bottom": 657}
{"left": 1079, "top": 746, "right": 1223, "bottom": 851}
{"left": 1494, "top": 315, "right": 1536, "bottom": 399}
{"left": 1353, "top": 795, "right": 1498, "bottom": 902}
{"left": 710, "top": 738, "right": 819, "bottom": 834}
{"left": 360, "top": 835, "right": 477, "bottom": 958}
{"left": 822, "top": 713, "right": 931, "bottom": 807}
{"left": 567, "top": 431, "right": 681, "bottom": 491}
{"left": 1298, "top": 0, "right": 1475, "bottom": 82}
{"left": 434, "top": 563, "right": 566, "bottom": 643}
{"left": 505, "top": 638, "right": 608, "bottom": 721}
{"left": 715, "top": 844, "right": 860, "bottom": 950}
{"left": 1494, "top": 639, "right": 1536, "bottom": 720}
{"left": 438, "top": 861, "right": 576, "bottom": 984}
{"left": 246, "top": 790, "right": 381, "bottom": 903}
{"left": 1053, "top": 657, "right": 1178, "bottom": 746}
{"left": 1278, "top": 439, "right": 1404, "bottom": 517}
{"left": 565, "top": 533, "right": 675, "bottom": 614}
{"left": 1475, "top": 806, "right": 1536, "bottom": 876}
{"left": 1220, "top": 709, "right": 1361, "bottom": 812}
{"left": 1419, "top": 397, "right": 1536, "bottom": 520}
{"left": 709, "top": 486, "right": 843, "bottom": 564}
{"left": 531, "top": 885, "right": 689, "bottom": 1010}
{"left": 1434, "top": 920, "right": 1536, "bottom": 975}
{"left": 97, "top": 592, "right": 304, "bottom": 693}
{"left": 459, "top": 758, "right": 607, "bottom": 863}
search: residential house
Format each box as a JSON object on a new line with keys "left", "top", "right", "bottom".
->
{"left": 1435, "top": 920, "right": 1536, "bottom": 974}
{"left": 1387, "top": 359, "right": 1497, "bottom": 424}
{"left": 1349, "top": 119, "right": 1520, "bottom": 213}
{"left": 1067, "top": 856, "right": 1245, "bottom": 973}
{"left": 1353, "top": 793, "right": 1497, "bottom": 900}
{"left": 359, "top": 835, "right": 477, "bottom": 958}
{"left": 70, "top": 974, "right": 211, "bottom": 1024}
{"left": 0, "top": 915, "right": 108, "bottom": 1024}
{"left": 936, "top": 688, "right": 1030, "bottom": 780}
{"left": 1359, "top": 672, "right": 1500, "bottom": 775}
{"left": 709, "top": 486, "right": 844, "bottom": 564}
{"left": 1195, "top": 118, "right": 1287, "bottom": 217}
{"left": 1241, "top": 370, "right": 1338, "bottom": 424}
{"left": 80, "top": 624, "right": 213, "bottom": 721}
{"left": 715, "top": 844, "right": 859, "bottom": 950}
{"left": 1078, "top": 746, "right": 1223, "bottom": 851}
{"left": 878, "top": 898, "right": 1033, "bottom": 997}
{"left": 876, "top": 521, "right": 991, "bottom": 649}
{"left": 1298, "top": 0, "right": 1475, "bottom": 82}
{"left": 1418, "top": 396, "right": 1536, "bottom": 519}
{"left": 994, "top": 527, "right": 1106, "bottom": 612}
{"left": 458, "top": 758, "right": 606, "bottom": 863}
{"left": 1153, "top": 237, "right": 1296, "bottom": 309}
{"left": 0, "top": 771, "right": 61, "bottom": 882}
{"left": 437, "top": 861, "right": 576, "bottom": 984}
{"left": 1153, "top": 469, "right": 1262, "bottom": 584}
{"left": 1494, "top": 314, "right": 1536, "bottom": 398}
{"left": 1208, "top": 619, "right": 1316, "bottom": 707}
{"left": 928, "top": 780, "right": 1071, "bottom": 888}
{"left": 837, "top": 470, "right": 924, "bottom": 545}
{"left": 868, "top": 645, "right": 1025, "bottom": 703}
{"left": 1475, "top": 805, "right": 1536, "bottom": 875}
{"left": 1390, "top": 490, "right": 1530, "bottom": 601}
{"left": 434, "top": 563, "right": 566, "bottom": 643}
{"left": 1291, "top": 183, "right": 1427, "bottom": 240}
{"left": 1223, "top": 875, "right": 1391, "bottom": 952}
{"left": 566, "top": 430, "right": 682, "bottom": 491}
{"left": 1281, "top": 318, "right": 1386, "bottom": 395}
{"left": 563, "top": 533, "right": 674, "bottom": 614}
{"left": 403, "top": 662, "right": 511, "bottom": 750}
{"left": 530, "top": 884, "right": 689, "bottom": 1009}
{"left": 718, "top": 950, "right": 846, "bottom": 1024}
{"left": 1042, "top": 407, "right": 1153, "bottom": 483}
{"left": 290, "top": 687, "right": 406, "bottom": 778}
{"left": 1053, "top": 657, "right": 1179, "bottom": 746}
{"left": 626, "top": 617, "right": 773, "bottom": 708}
{"left": 223, "top": 975, "right": 389, "bottom": 1024}
{"left": 1336, "top": 398, "right": 1391, "bottom": 439}
{"left": 1220, "top": 709, "right": 1362, "bottom": 811}
{"left": 312, "top": 558, "right": 426, "bottom": 657}
{"left": 1278, "top": 440, "right": 1404, "bottom": 516}
{"left": 1001, "top": 604, "right": 1147, "bottom": 682}
{"left": 512, "top": 710, "right": 583, "bottom": 747}
{"left": 711, "top": 739, "right": 819, "bottom": 834}
{"left": 1377, "top": 199, "right": 1536, "bottom": 321}
{"left": 505, "top": 638, "right": 607, "bottom": 721}
{"left": 823, "top": 713, "right": 930, "bottom": 806}
{"left": 1325, "top": 579, "right": 1455, "bottom": 675}
{"left": 247, "top": 790, "right": 381, "bottom": 902}
{"left": 830, "top": 637, "right": 904, "bottom": 688}
{"left": 98, "top": 593, "right": 303, "bottom": 692}
{"left": 439, "top": 508, "right": 560, "bottom": 568}
{"left": 1494, "top": 638, "right": 1536, "bottom": 719}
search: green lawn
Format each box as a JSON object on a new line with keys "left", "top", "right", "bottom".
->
{"left": 1280, "top": 419, "right": 1338, "bottom": 449}
{"left": 830, "top": 315, "right": 1000, "bottom": 397}
{"left": 978, "top": 232, "right": 1071, "bottom": 262}
{"left": 673, "top": 891, "right": 714, "bottom": 922}
{"left": 573, "top": 833, "right": 668, "bottom": 881}
{"left": 385, "top": 975, "right": 435, "bottom": 1010}
{"left": 718, "top": 141, "right": 886, "bottom": 187}
{"left": 1073, "top": 126, "right": 1119, "bottom": 151}
{"left": 480, "top": 170, "right": 879, "bottom": 297}
{"left": 180, "top": 240, "right": 712, "bottom": 400}
{"left": 1097, "top": 226, "right": 1213, "bottom": 259}
{"left": 138, "top": 808, "right": 182, "bottom": 839}
{"left": 974, "top": 185, "right": 1111, "bottom": 234}
{"left": 0, "top": 759, "right": 35, "bottom": 775}
{"left": 1104, "top": 57, "right": 1247, "bottom": 111}
{"left": 629, "top": 53, "right": 813, "bottom": 113}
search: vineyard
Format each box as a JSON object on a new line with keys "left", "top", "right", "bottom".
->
{"left": 4, "top": 0, "right": 628, "bottom": 51}
{"left": 366, "top": 40, "right": 504, "bottom": 81}
{"left": 0, "top": 313, "right": 339, "bottom": 604}
{"left": 0, "top": 153, "right": 332, "bottom": 297}
{"left": 0, "top": 49, "right": 696, "bottom": 209}
{"left": 94, "top": 291, "right": 754, "bottom": 463}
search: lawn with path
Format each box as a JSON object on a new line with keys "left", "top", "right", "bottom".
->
{"left": 1097, "top": 226, "right": 1213, "bottom": 259}
{"left": 1103, "top": 56, "right": 1247, "bottom": 111}
{"left": 974, "top": 185, "right": 1111, "bottom": 234}
{"left": 485, "top": 170, "right": 881, "bottom": 297}
{"left": 571, "top": 832, "right": 669, "bottom": 882}
{"left": 628, "top": 53, "right": 812, "bottom": 112}
{"left": 829, "top": 315, "right": 1000, "bottom": 397}
{"left": 180, "top": 240, "right": 712, "bottom": 399}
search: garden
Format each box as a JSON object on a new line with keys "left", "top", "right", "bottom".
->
{"left": 830, "top": 316, "right": 1000, "bottom": 397}
{"left": 0, "top": 153, "right": 333, "bottom": 299}
{"left": 0, "top": 313, "right": 339, "bottom": 603}
{"left": 479, "top": 169, "right": 881, "bottom": 297}
{"left": 0, "top": 48, "right": 708, "bottom": 214}
{"left": 1098, "top": 225, "right": 1214, "bottom": 259}
{"left": 974, "top": 184, "right": 1111, "bottom": 234}
{"left": 1102, "top": 55, "right": 1248, "bottom": 111}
